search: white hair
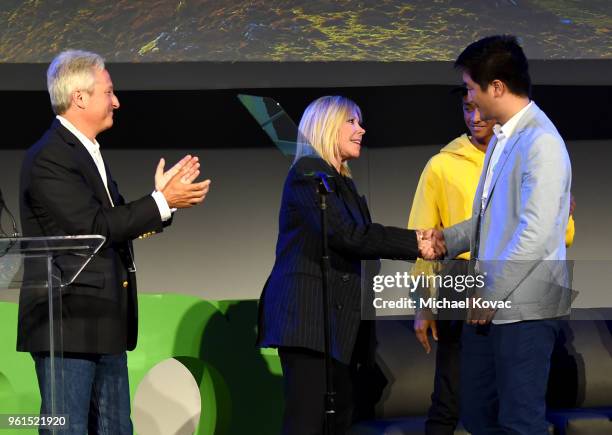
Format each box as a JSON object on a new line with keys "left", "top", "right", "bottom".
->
{"left": 47, "top": 50, "right": 105, "bottom": 115}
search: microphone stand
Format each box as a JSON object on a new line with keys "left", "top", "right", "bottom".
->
{"left": 0, "top": 188, "right": 20, "bottom": 238}
{"left": 0, "top": 187, "right": 5, "bottom": 237}
{"left": 0, "top": 187, "right": 20, "bottom": 258}
{"left": 316, "top": 174, "right": 336, "bottom": 435}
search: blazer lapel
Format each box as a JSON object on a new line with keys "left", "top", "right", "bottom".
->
{"left": 54, "top": 121, "right": 114, "bottom": 208}
{"left": 318, "top": 159, "right": 365, "bottom": 225}
{"left": 470, "top": 134, "right": 497, "bottom": 257}
{"left": 336, "top": 177, "right": 367, "bottom": 225}
{"left": 104, "top": 163, "right": 121, "bottom": 206}
{"left": 343, "top": 177, "right": 370, "bottom": 224}
{"left": 358, "top": 195, "right": 372, "bottom": 224}
{"left": 473, "top": 135, "right": 496, "bottom": 215}
{"left": 483, "top": 103, "right": 537, "bottom": 211}
{"left": 483, "top": 132, "right": 522, "bottom": 210}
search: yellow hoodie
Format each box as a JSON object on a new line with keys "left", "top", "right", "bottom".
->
{"left": 408, "top": 134, "right": 575, "bottom": 260}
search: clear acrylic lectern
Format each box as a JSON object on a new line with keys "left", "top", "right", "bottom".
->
{"left": 0, "top": 235, "right": 105, "bottom": 432}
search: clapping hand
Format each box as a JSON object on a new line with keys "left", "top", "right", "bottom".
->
{"left": 156, "top": 155, "right": 211, "bottom": 209}
{"left": 416, "top": 229, "right": 447, "bottom": 260}
{"left": 155, "top": 155, "right": 200, "bottom": 191}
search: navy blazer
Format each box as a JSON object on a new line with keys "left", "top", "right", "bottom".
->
{"left": 257, "top": 156, "right": 419, "bottom": 363}
{"left": 18, "top": 119, "right": 166, "bottom": 354}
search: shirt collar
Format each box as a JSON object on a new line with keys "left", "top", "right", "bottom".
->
{"left": 494, "top": 101, "right": 533, "bottom": 141}
{"left": 492, "top": 123, "right": 504, "bottom": 140}
{"left": 56, "top": 115, "right": 101, "bottom": 153}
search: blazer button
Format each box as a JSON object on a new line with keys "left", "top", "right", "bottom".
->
{"left": 341, "top": 274, "right": 350, "bottom": 282}
{"left": 336, "top": 304, "right": 343, "bottom": 310}
{"left": 122, "top": 280, "right": 129, "bottom": 289}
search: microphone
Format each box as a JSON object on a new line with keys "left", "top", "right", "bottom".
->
{"left": 303, "top": 171, "right": 335, "bottom": 194}
{"left": 0, "top": 187, "right": 20, "bottom": 238}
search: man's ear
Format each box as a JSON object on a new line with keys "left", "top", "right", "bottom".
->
{"left": 72, "top": 89, "right": 87, "bottom": 110}
{"left": 490, "top": 79, "right": 505, "bottom": 98}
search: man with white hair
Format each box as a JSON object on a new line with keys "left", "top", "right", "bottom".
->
{"left": 18, "top": 50, "right": 210, "bottom": 434}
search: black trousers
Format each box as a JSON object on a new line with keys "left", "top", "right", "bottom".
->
{"left": 425, "top": 319, "right": 463, "bottom": 435}
{"left": 425, "top": 259, "right": 468, "bottom": 435}
{"left": 278, "top": 346, "right": 354, "bottom": 435}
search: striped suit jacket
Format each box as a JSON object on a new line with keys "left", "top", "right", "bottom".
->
{"left": 257, "top": 156, "right": 418, "bottom": 364}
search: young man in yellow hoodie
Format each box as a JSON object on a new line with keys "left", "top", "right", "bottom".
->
{"left": 407, "top": 89, "right": 575, "bottom": 435}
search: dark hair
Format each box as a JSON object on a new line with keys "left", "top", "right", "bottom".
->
{"left": 455, "top": 35, "right": 531, "bottom": 98}
{"left": 450, "top": 86, "right": 468, "bottom": 98}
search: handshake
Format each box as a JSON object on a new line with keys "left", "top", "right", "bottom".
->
{"left": 416, "top": 229, "right": 447, "bottom": 260}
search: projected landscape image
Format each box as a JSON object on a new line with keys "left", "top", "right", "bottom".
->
{"left": 1, "top": 0, "right": 610, "bottom": 62}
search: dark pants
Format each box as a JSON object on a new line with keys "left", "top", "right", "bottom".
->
{"left": 425, "top": 320, "right": 463, "bottom": 435}
{"left": 32, "top": 352, "right": 133, "bottom": 435}
{"left": 425, "top": 260, "right": 467, "bottom": 435}
{"left": 461, "top": 320, "right": 560, "bottom": 435}
{"left": 279, "top": 347, "right": 355, "bottom": 435}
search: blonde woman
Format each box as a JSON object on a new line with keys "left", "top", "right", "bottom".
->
{"left": 257, "top": 96, "right": 424, "bottom": 435}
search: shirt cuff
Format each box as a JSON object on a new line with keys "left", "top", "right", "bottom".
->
{"left": 151, "top": 191, "right": 173, "bottom": 222}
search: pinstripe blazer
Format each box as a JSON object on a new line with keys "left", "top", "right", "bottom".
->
{"left": 257, "top": 156, "right": 419, "bottom": 364}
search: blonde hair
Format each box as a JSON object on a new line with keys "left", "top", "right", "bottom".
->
{"left": 47, "top": 50, "right": 105, "bottom": 115}
{"left": 294, "top": 95, "right": 362, "bottom": 177}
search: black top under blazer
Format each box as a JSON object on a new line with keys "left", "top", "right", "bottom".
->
{"left": 18, "top": 119, "right": 167, "bottom": 354}
{"left": 257, "top": 156, "right": 419, "bottom": 364}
